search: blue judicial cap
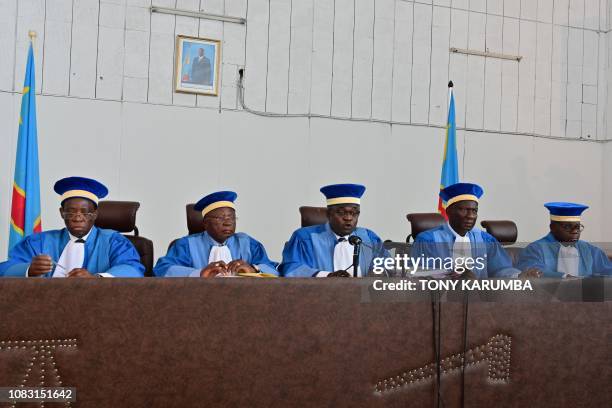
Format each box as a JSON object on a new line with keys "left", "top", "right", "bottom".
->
{"left": 320, "top": 183, "right": 366, "bottom": 206}
{"left": 544, "top": 202, "right": 588, "bottom": 222}
{"left": 440, "top": 182, "right": 484, "bottom": 208}
{"left": 194, "top": 191, "right": 238, "bottom": 216}
{"left": 54, "top": 176, "right": 108, "bottom": 206}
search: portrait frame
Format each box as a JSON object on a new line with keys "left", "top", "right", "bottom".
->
{"left": 174, "top": 35, "right": 221, "bottom": 96}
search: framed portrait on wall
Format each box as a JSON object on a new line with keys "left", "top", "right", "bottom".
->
{"left": 175, "top": 35, "right": 221, "bottom": 96}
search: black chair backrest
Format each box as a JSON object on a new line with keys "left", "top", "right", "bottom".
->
{"left": 480, "top": 220, "right": 518, "bottom": 245}
{"left": 406, "top": 212, "right": 445, "bottom": 242}
{"left": 299, "top": 206, "right": 328, "bottom": 227}
{"left": 96, "top": 201, "right": 140, "bottom": 235}
{"left": 96, "top": 200, "right": 154, "bottom": 276}
{"left": 186, "top": 204, "right": 205, "bottom": 235}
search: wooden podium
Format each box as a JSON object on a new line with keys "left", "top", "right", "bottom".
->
{"left": 0, "top": 278, "right": 609, "bottom": 407}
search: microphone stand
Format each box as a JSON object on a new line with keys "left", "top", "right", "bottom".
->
{"left": 349, "top": 236, "right": 362, "bottom": 278}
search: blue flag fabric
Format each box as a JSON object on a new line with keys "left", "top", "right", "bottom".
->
{"left": 438, "top": 87, "right": 459, "bottom": 219}
{"left": 9, "top": 43, "right": 42, "bottom": 253}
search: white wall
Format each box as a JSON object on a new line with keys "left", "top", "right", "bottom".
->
{"left": 604, "top": 142, "right": 612, "bottom": 242}
{"left": 0, "top": 95, "right": 607, "bottom": 260}
{"left": 0, "top": 0, "right": 610, "bottom": 261}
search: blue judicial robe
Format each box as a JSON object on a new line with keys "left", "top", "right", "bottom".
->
{"left": 153, "top": 231, "right": 279, "bottom": 277}
{"left": 0, "top": 227, "right": 144, "bottom": 278}
{"left": 516, "top": 233, "right": 612, "bottom": 277}
{"left": 279, "top": 223, "right": 386, "bottom": 277}
{"left": 411, "top": 224, "right": 519, "bottom": 278}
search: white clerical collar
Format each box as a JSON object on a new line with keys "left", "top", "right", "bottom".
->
{"left": 447, "top": 223, "right": 469, "bottom": 241}
{"left": 68, "top": 229, "right": 92, "bottom": 243}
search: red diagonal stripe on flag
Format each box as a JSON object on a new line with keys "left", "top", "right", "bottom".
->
{"left": 437, "top": 196, "right": 448, "bottom": 220}
{"left": 11, "top": 184, "right": 26, "bottom": 232}
{"left": 33, "top": 216, "right": 42, "bottom": 233}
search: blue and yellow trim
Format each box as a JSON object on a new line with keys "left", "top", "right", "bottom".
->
{"left": 202, "top": 200, "right": 235, "bottom": 216}
{"left": 61, "top": 189, "right": 99, "bottom": 204}
{"left": 444, "top": 194, "right": 479, "bottom": 208}
{"left": 326, "top": 197, "right": 361, "bottom": 206}
{"left": 550, "top": 215, "right": 581, "bottom": 222}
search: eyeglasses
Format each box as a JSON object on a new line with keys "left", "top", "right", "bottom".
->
{"left": 61, "top": 211, "right": 96, "bottom": 220}
{"left": 207, "top": 215, "right": 238, "bottom": 224}
{"left": 334, "top": 210, "right": 360, "bottom": 218}
{"left": 559, "top": 223, "right": 584, "bottom": 232}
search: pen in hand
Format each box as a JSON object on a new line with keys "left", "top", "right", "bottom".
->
{"left": 29, "top": 255, "right": 60, "bottom": 277}
{"left": 51, "top": 260, "right": 67, "bottom": 271}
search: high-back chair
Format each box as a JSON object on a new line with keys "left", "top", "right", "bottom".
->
{"left": 96, "top": 201, "right": 154, "bottom": 276}
{"left": 299, "top": 206, "right": 328, "bottom": 227}
{"left": 186, "top": 203, "right": 205, "bottom": 234}
{"left": 480, "top": 220, "right": 521, "bottom": 265}
{"left": 405, "top": 213, "right": 445, "bottom": 242}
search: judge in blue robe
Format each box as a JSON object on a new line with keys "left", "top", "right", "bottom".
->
{"left": 412, "top": 183, "right": 523, "bottom": 279}
{"left": 154, "top": 191, "right": 278, "bottom": 277}
{"left": 279, "top": 183, "right": 387, "bottom": 278}
{"left": 516, "top": 202, "right": 612, "bottom": 277}
{"left": 0, "top": 177, "right": 144, "bottom": 278}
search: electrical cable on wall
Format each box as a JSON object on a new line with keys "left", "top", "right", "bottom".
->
{"left": 237, "top": 69, "right": 610, "bottom": 144}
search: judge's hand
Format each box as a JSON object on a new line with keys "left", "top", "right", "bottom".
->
{"left": 201, "top": 261, "right": 228, "bottom": 278}
{"left": 328, "top": 270, "right": 351, "bottom": 278}
{"left": 519, "top": 268, "right": 542, "bottom": 279}
{"left": 448, "top": 269, "right": 476, "bottom": 280}
{"left": 227, "top": 260, "right": 256, "bottom": 274}
{"left": 67, "top": 268, "right": 95, "bottom": 278}
{"left": 29, "top": 255, "right": 54, "bottom": 276}
{"left": 460, "top": 269, "right": 477, "bottom": 280}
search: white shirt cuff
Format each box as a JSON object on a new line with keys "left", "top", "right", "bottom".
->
{"left": 315, "top": 271, "right": 332, "bottom": 278}
{"left": 96, "top": 273, "right": 115, "bottom": 278}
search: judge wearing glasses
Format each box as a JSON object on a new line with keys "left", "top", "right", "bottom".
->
{"left": 0, "top": 176, "right": 144, "bottom": 278}
{"left": 153, "top": 191, "right": 278, "bottom": 277}
{"left": 516, "top": 202, "right": 612, "bottom": 277}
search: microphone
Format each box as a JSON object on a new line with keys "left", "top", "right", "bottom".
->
{"left": 337, "top": 236, "right": 390, "bottom": 278}
{"left": 349, "top": 235, "right": 362, "bottom": 277}
{"left": 348, "top": 235, "right": 362, "bottom": 246}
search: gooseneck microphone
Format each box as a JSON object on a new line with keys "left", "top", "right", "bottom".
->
{"left": 348, "top": 235, "right": 362, "bottom": 277}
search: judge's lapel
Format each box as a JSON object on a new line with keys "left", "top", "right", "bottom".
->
{"left": 311, "top": 224, "right": 336, "bottom": 272}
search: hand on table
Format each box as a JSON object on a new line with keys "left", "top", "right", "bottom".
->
{"left": 327, "top": 270, "right": 351, "bottom": 278}
{"left": 67, "top": 268, "right": 95, "bottom": 278}
{"left": 201, "top": 261, "right": 228, "bottom": 278}
{"left": 519, "top": 268, "right": 542, "bottom": 279}
{"left": 227, "top": 260, "right": 256, "bottom": 274}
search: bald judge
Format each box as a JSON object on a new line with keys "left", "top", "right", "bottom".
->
{"left": 154, "top": 191, "right": 278, "bottom": 277}
{"left": 0, "top": 176, "right": 144, "bottom": 278}
{"left": 279, "top": 183, "right": 386, "bottom": 277}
